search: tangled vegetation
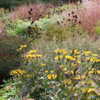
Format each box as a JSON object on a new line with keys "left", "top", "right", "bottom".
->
{"left": 0, "top": 0, "right": 100, "bottom": 100}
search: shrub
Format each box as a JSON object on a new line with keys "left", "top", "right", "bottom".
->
{"left": 10, "top": 45, "right": 100, "bottom": 99}
{"left": 45, "top": 23, "right": 85, "bottom": 40}
{"left": 5, "top": 19, "right": 31, "bottom": 37}
{"left": 0, "top": 34, "right": 29, "bottom": 84}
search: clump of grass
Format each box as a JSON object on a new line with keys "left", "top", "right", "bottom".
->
{"left": 9, "top": 4, "right": 49, "bottom": 21}
{"left": 78, "top": 0, "right": 100, "bottom": 35}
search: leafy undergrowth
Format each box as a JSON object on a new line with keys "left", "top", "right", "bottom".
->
{"left": 1, "top": 43, "right": 100, "bottom": 100}
{"left": 1, "top": 1, "right": 100, "bottom": 100}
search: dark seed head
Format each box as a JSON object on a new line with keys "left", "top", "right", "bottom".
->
{"left": 72, "top": 11, "right": 74, "bottom": 14}
{"left": 57, "top": 21, "right": 60, "bottom": 25}
{"left": 74, "top": 15, "right": 78, "bottom": 19}
{"left": 67, "top": 19, "right": 71, "bottom": 21}
{"left": 28, "top": 17, "right": 31, "bottom": 19}
{"left": 30, "top": 8, "right": 33, "bottom": 11}
{"left": 75, "top": 19, "right": 77, "bottom": 22}
{"left": 79, "top": 21, "right": 81, "bottom": 24}
{"left": 68, "top": 13, "right": 70, "bottom": 16}
{"left": 31, "top": 21, "right": 34, "bottom": 24}
{"left": 28, "top": 11, "right": 31, "bottom": 15}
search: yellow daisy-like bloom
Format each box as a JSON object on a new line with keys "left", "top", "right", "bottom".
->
{"left": 41, "top": 64, "right": 46, "bottom": 67}
{"left": 47, "top": 74, "right": 57, "bottom": 80}
{"left": 89, "top": 71, "right": 94, "bottom": 74}
{"left": 50, "top": 70, "right": 54, "bottom": 73}
{"left": 71, "top": 63, "right": 77, "bottom": 67}
{"left": 71, "top": 71, "right": 74, "bottom": 74}
{"left": 77, "top": 60, "right": 81, "bottom": 64}
{"left": 81, "top": 88, "right": 88, "bottom": 92}
{"left": 54, "top": 48, "right": 62, "bottom": 54}
{"left": 63, "top": 51, "right": 67, "bottom": 55}
{"left": 63, "top": 68, "right": 67, "bottom": 72}
{"left": 9, "top": 69, "right": 26, "bottom": 76}
{"left": 97, "top": 70, "right": 100, "bottom": 74}
{"left": 86, "top": 57, "right": 91, "bottom": 62}
{"left": 28, "top": 50, "right": 37, "bottom": 54}
{"left": 69, "top": 50, "right": 80, "bottom": 55}
{"left": 63, "top": 79, "right": 72, "bottom": 85}
{"left": 81, "top": 75, "right": 86, "bottom": 79}
{"left": 54, "top": 55, "right": 63, "bottom": 60}
{"left": 45, "top": 70, "right": 48, "bottom": 73}
{"left": 17, "top": 45, "right": 27, "bottom": 52}
{"left": 82, "top": 51, "right": 91, "bottom": 56}
{"left": 67, "top": 79, "right": 72, "bottom": 84}
{"left": 20, "top": 45, "right": 27, "bottom": 48}
{"left": 25, "top": 54, "right": 36, "bottom": 58}
{"left": 75, "top": 76, "right": 80, "bottom": 80}
{"left": 87, "top": 88, "right": 95, "bottom": 93}
{"left": 65, "top": 55, "right": 75, "bottom": 61}
{"left": 25, "top": 75, "right": 32, "bottom": 78}
{"left": 91, "top": 54, "right": 98, "bottom": 57}
{"left": 36, "top": 55, "right": 42, "bottom": 58}
{"left": 54, "top": 48, "right": 67, "bottom": 54}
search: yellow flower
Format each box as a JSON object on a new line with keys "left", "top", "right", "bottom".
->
{"left": 41, "top": 64, "right": 46, "bottom": 67}
{"left": 25, "top": 75, "right": 32, "bottom": 78}
{"left": 87, "top": 88, "right": 95, "bottom": 93}
{"left": 82, "top": 51, "right": 91, "bottom": 56}
{"left": 50, "top": 70, "right": 54, "bottom": 73}
{"left": 9, "top": 69, "right": 26, "bottom": 76}
{"left": 47, "top": 74, "right": 57, "bottom": 80}
{"left": 81, "top": 75, "right": 86, "bottom": 79}
{"left": 36, "top": 55, "right": 42, "bottom": 58}
{"left": 45, "top": 70, "right": 48, "bottom": 73}
{"left": 71, "top": 63, "right": 77, "bottom": 67}
{"left": 75, "top": 76, "right": 80, "bottom": 80}
{"left": 91, "top": 54, "right": 98, "bottom": 57}
{"left": 89, "top": 71, "right": 94, "bottom": 74}
{"left": 54, "top": 48, "right": 67, "bottom": 54}
{"left": 77, "top": 60, "right": 81, "bottom": 64}
{"left": 63, "top": 51, "right": 67, "bottom": 55}
{"left": 63, "top": 80, "right": 67, "bottom": 84}
{"left": 86, "top": 57, "right": 91, "bottom": 62}
{"left": 65, "top": 55, "right": 75, "bottom": 61}
{"left": 81, "top": 88, "right": 88, "bottom": 92}
{"left": 25, "top": 54, "right": 36, "bottom": 58}
{"left": 54, "top": 55, "right": 63, "bottom": 60}
{"left": 71, "top": 71, "right": 74, "bottom": 74}
{"left": 67, "top": 79, "right": 72, "bottom": 84}
{"left": 69, "top": 50, "right": 80, "bottom": 55}
{"left": 20, "top": 45, "right": 27, "bottom": 48}
{"left": 63, "top": 79, "right": 72, "bottom": 85}
{"left": 28, "top": 50, "right": 37, "bottom": 54}
{"left": 63, "top": 68, "right": 67, "bottom": 72}
{"left": 97, "top": 70, "right": 100, "bottom": 74}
